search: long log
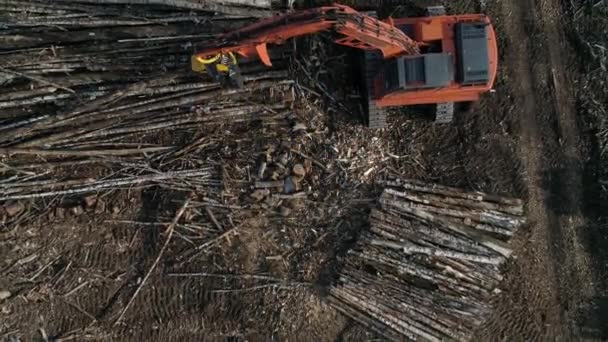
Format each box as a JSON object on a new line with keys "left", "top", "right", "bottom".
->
{"left": 384, "top": 186, "right": 524, "bottom": 216}
{"left": 382, "top": 179, "right": 523, "bottom": 207}
{"left": 53, "top": 0, "right": 273, "bottom": 17}
{"left": 343, "top": 269, "right": 488, "bottom": 323}
{"left": 339, "top": 283, "right": 469, "bottom": 340}
{"left": 10, "top": 79, "right": 291, "bottom": 148}
{"left": 370, "top": 209, "right": 497, "bottom": 255}
{"left": 353, "top": 271, "right": 487, "bottom": 327}
{"left": 55, "top": 0, "right": 272, "bottom": 9}
{"left": 327, "top": 296, "right": 404, "bottom": 341}
{"left": 383, "top": 188, "right": 525, "bottom": 230}
{"left": 335, "top": 269, "right": 489, "bottom": 334}
{"left": 0, "top": 146, "right": 170, "bottom": 157}
{"left": 0, "top": 68, "right": 288, "bottom": 141}
{"left": 332, "top": 288, "right": 441, "bottom": 341}
{"left": 354, "top": 249, "right": 491, "bottom": 297}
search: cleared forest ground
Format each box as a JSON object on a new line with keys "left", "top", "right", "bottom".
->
{"left": 1, "top": 0, "right": 605, "bottom": 340}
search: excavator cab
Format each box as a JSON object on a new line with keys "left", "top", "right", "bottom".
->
{"left": 373, "top": 22, "right": 493, "bottom": 92}
{"left": 361, "top": 15, "right": 497, "bottom": 127}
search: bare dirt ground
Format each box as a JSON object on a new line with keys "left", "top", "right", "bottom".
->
{"left": 0, "top": 0, "right": 603, "bottom": 341}
{"left": 473, "top": 0, "right": 597, "bottom": 339}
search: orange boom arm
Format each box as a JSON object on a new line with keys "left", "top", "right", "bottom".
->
{"left": 194, "top": 4, "right": 419, "bottom": 66}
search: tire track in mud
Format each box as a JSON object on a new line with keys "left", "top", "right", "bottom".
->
{"left": 477, "top": 0, "right": 565, "bottom": 338}
{"left": 479, "top": 0, "right": 593, "bottom": 338}
{"left": 87, "top": 187, "right": 176, "bottom": 325}
{"left": 484, "top": 1, "right": 561, "bottom": 340}
{"left": 536, "top": 0, "right": 594, "bottom": 331}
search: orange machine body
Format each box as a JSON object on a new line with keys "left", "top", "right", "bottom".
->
{"left": 193, "top": 4, "right": 498, "bottom": 108}
{"left": 374, "top": 15, "right": 498, "bottom": 107}
{"left": 194, "top": 4, "right": 419, "bottom": 65}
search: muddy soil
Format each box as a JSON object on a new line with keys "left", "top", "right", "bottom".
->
{"left": 473, "top": 0, "right": 597, "bottom": 339}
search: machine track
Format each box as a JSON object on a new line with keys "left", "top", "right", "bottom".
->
{"left": 358, "top": 4, "right": 448, "bottom": 128}
{"left": 361, "top": 50, "right": 387, "bottom": 128}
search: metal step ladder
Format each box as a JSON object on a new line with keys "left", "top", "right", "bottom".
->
{"left": 435, "top": 102, "right": 454, "bottom": 123}
{"left": 426, "top": 6, "right": 446, "bottom": 16}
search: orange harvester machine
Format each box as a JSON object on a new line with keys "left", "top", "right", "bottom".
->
{"left": 192, "top": 4, "right": 498, "bottom": 128}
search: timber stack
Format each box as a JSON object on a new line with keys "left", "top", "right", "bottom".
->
{"left": 0, "top": 0, "right": 294, "bottom": 208}
{"left": 0, "top": 0, "right": 293, "bottom": 150}
{"left": 329, "top": 180, "right": 526, "bottom": 341}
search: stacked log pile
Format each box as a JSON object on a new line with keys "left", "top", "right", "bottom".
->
{"left": 0, "top": 0, "right": 288, "bottom": 126}
{"left": 0, "top": 0, "right": 272, "bottom": 108}
{"left": 0, "top": 0, "right": 294, "bottom": 216}
{"left": 0, "top": 1, "right": 293, "bottom": 144}
{"left": 329, "top": 180, "right": 526, "bottom": 341}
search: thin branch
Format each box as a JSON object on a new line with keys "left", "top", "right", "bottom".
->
{"left": 0, "top": 66, "right": 76, "bottom": 94}
{"left": 210, "top": 283, "right": 310, "bottom": 293}
{"left": 168, "top": 272, "right": 285, "bottom": 282}
{"left": 0, "top": 147, "right": 172, "bottom": 157}
{"left": 114, "top": 196, "right": 191, "bottom": 325}
{"left": 289, "top": 149, "right": 328, "bottom": 172}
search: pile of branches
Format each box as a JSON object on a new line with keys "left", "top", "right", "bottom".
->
{"left": 0, "top": 0, "right": 287, "bottom": 122}
{"left": 0, "top": 65, "right": 293, "bottom": 206}
{"left": 0, "top": 71, "right": 291, "bottom": 149}
{"left": 1, "top": 168, "right": 217, "bottom": 201}
{"left": 1, "top": 0, "right": 274, "bottom": 21}
{"left": 0, "top": 0, "right": 296, "bottom": 225}
{"left": 329, "top": 180, "right": 526, "bottom": 341}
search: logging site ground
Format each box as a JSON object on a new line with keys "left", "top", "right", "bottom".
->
{"left": 1, "top": 0, "right": 607, "bottom": 341}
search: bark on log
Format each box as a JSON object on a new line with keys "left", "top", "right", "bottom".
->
{"left": 369, "top": 239, "right": 505, "bottom": 265}
{"left": 383, "top": 188, "right": 525, "bottom": 230}
{"left": 53, "top": 0, "right": 272, "bottom": 17}
{"left": 370, "top": 209, "right": 497, "bottom": 255}
{"left": 380, "top": 198, "right": 512, "bottom": 257}
{"left": 382, "top": 179, "right": 523, "bottom": 207}
{"left": 0, "top": 168, "right": 214, "bottom": 200}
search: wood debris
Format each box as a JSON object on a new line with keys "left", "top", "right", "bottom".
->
{"left": 0, "top": 0, "right": 295, "bottom": 227}
{"left": 0, "top": 168, "right": 216, "bottom": 201}
{"left": 329, "top": 180, "right": 527, "bottom": 341}
{"left": 0, "top": 290, "right": 11, "bottom": 301}
{"left": 247, "top": 141, "right": 317, "bottom": 215}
